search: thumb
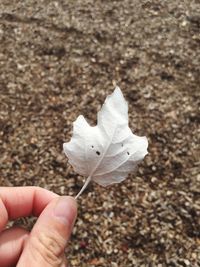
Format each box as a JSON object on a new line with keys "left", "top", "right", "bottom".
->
{"left": 17, "top": 196, "right": 77, "bottom": 267}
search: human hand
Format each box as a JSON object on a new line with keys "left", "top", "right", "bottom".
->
{"left": 0, "top": 186, "right": 77, "bottom": 267}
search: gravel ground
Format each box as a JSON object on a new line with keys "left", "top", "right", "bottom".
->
{"left": 0, "top": 1, "right": 200, "bottom": 266}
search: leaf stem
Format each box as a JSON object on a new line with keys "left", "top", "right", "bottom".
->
{"left": 75, "top": 176, "right": 92, "bottom": 199}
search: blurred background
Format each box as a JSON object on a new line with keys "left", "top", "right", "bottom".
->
{"left": 0, "top": 1, "right": 199, "bottom": 266}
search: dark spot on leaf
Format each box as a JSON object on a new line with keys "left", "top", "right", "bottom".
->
{"left": 121, "top": 143, "right": 124, "bottom": 147}
{"left": 127, "top": 152, "right": 130, "bottom": 155}
{"left": 91, "top": 145, "right": 94, "bottom": 148}
{"left": 96, "top": 151, "right": 100, "bottom": 155}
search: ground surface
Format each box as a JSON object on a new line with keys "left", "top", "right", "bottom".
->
{"left": 0, "top": 0, "right": 200, "bottom": 266}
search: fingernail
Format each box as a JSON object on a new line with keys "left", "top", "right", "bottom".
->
{"left": 54, "top": 197, "right": 77, "bottom": 226}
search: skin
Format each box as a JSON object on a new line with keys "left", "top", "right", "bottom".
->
{"left": 0, "top": 187, "right": 77, "bottom": 267}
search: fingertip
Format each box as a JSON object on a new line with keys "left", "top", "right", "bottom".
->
{"left": 65, "top": 196, "right": 77, "bottom": 217}
{"left": 53, "top": 196, "right": 77, "bottom": 227}
{"left": 33, "top": 187, "right": 60, "bottom": 216}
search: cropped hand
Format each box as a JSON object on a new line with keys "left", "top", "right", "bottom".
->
{"left": 0, "top": 187, "right": 77, "bottom": 267}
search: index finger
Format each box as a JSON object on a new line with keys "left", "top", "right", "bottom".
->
{"left": 0, "top": 186, "right": 59, "bottom": 231}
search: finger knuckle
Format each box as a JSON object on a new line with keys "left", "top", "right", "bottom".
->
{"left": 30, "top": 231, "right": 65, "bottom": 266}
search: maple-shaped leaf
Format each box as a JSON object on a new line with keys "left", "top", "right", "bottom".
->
{"left": 63, "top": 87, "right": 148, "bottom": 198}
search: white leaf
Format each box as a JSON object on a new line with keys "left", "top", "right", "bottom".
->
{"left": 63, "top": 86, "right": 148, "bottom": 198}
